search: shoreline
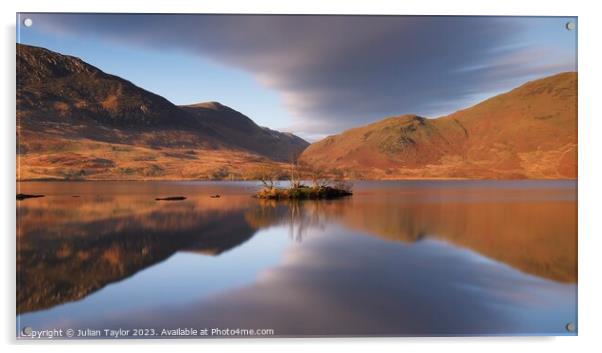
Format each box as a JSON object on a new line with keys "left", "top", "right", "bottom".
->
{"left": 16, "top": 178, "right": 578, "bottom": 182}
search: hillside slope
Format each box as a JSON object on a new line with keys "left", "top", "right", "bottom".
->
{"left": 16, "top": 44, "right": 308, "bottom": 180}
{"left": 181, "top": 102, "right": 308, "bottom": 162}
{"left": 300, "top": 72, "right": 577, "bottom": 179}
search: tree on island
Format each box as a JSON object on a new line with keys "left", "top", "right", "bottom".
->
{"left": 288, "top": 155, "right": 303, "bottom": 189}
{"left": 254, "top": 158, "right": 353, "bottom": 200}
{"left": 299, "top": 161, "right": 330, "bottom": 188}
{"left": 249, "top": 165, "right": 281, "bottom": 190}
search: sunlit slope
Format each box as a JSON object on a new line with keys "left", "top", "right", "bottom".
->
{"left": 301, "top": 72, "right": 577, "bottom": 179}
{"left": 17, "top": 44, "right": 308, "bottom": 180}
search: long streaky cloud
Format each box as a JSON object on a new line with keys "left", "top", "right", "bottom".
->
{"left": 24, "top": 14, "right": 577, "bottom": 137}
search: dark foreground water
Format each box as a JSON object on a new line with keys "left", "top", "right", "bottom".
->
{"left": 16, "top": 180, "right": 577, "bottom": 338}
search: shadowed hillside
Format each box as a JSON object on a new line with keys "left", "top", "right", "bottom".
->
{"left": 16, "top": 44, "right": 308, "bottom": 180}
{"left": 181, "top": 101, "right": 308, "bottom": 162}
{"left": 300, "top": 72, "right": 577, "bottom": 179}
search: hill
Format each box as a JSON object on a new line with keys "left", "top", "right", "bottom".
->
{"left": 16, "top": 44, "right": 308, "bottom": 180}
{"left": 300, "top": 72, "right": 577, "bottom": 179}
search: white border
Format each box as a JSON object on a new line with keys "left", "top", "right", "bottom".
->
{"left": 2, "top": 1, "right": 601, "bottom": 352}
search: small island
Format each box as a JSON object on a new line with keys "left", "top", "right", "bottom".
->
{"left": 256, "top": 185, "right": 352, "bottom": 200}
{"left": 252, "top": 161, "right": 353, "bottom": 200}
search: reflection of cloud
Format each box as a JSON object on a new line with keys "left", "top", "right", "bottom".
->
{"left": 67, "top": 229, "right": 575, "bottom": 336}
{"left": 25, "top": 14, "right": 576, "bottom": 136}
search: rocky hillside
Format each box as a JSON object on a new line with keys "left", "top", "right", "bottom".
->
{"left": 17, "top": 44, "right": 308, "bottom": 180}
{"left": 300, "top": 72, "right": 577, "bottom": 179}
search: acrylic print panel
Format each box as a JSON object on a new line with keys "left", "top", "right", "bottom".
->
{"left": 16, "top": 14, "right": 577, "bottom": 339}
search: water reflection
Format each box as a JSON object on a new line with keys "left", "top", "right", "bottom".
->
{"left": 17, "top": 181, "right": 577, "bottom": 336}
{"left": 17, "top": 182, "right": 260, "bottom": 313}
{"left": 245, "top": 187, "right": 576, "bottom": 283}
{"left": 88, "top": 230, "right": 572, "bottom": 335}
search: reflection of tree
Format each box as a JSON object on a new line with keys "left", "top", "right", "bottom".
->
{"left": 245, "top": 199, "right": 350, "bottom": 242}
{"left": 286, "top": 201, "right": 320, "bottom": 242}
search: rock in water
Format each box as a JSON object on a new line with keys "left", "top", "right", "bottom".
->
{"left": 17, "top": 194, "right": 45, "bottom": 200}
{"left": 155, "top": 196, "right": 186, "bottom": 201}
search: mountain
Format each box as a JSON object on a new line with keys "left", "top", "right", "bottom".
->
{"left": 16, "top": 44, "right": 308, "bottom": 180}
{"left": 181, "top": 101, "right": 309, "bottom": 162}
{"left": 17, "top": 44, "right": 577, "bottom": 180}
{"left": 300, "top": 72, "right": 577, "bottom": 179}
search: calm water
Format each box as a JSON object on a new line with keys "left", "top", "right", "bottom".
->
{"left": 16, "top": 180, "right": 577, "bottom": 337}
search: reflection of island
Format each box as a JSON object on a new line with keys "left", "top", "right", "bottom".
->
{"left": 244, "top": 187, "right": 577, "bottom": 283}
{"left": 17, "top": 193, "right": 259, "bottom": 314}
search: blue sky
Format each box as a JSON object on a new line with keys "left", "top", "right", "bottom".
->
{"left": 17, "top": 14, "right": 577, "bottom": 141}
{"left": 17, "top": 16, "right": 292, "bottom": 131}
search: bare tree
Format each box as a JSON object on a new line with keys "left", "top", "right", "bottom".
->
{"left": 300, "top": 161, "right": 330, "bottom": 188}
{"left": 331, "top": 168, "right": 353, "bottom": 192}
{"left": 288, "top": 156, "right": 303, "bottom": 189}
{"left": 250, "top": 165, "right": 280, "bottom": 190}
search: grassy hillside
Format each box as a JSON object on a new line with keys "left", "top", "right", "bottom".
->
{"left": 17, "top": 44, "right": 308, "bottom": 180}
{"left": 300, "top": 72, "right": 577, "bottom": 179}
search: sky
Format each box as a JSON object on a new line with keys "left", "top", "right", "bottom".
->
{"left": 17, "top": 14, "right": 577, "bottom": 141}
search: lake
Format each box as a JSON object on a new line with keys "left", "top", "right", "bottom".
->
{"left": 16, "top": 180, "right": 577, "bottom": 337}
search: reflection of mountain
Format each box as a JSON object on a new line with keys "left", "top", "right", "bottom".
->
{"left": 245, "top": 186, "right": 577, "bottom": 283}
{"left": 17, "top": 192, "right": 258, "bottom": 314}
{"left": 17, "top": 181, "right": 576, "bottom": 336}
{"left": 17, "top": 181, "right": 576, "bottom": 318}
{"left": 78, "top": 199, "right": 576, "bottom": 336}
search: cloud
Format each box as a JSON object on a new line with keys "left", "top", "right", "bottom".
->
{"left": 26, "top": 14, "right": 576, "bottom": 137}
